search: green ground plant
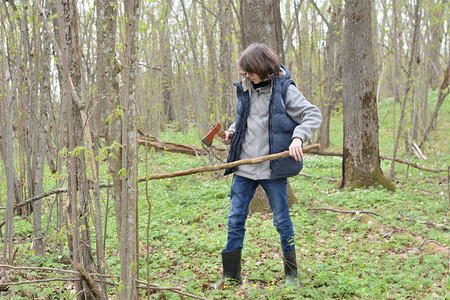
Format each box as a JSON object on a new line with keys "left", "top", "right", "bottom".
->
{"left": 0, "top": 91, "right": 448, "bottom": 299}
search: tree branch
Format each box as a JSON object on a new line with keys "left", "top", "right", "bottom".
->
{"left": 308, "top": 151, "right": 447, "bottom": 174}
{"left": 144, "top": 144, "right": 320, "bottom": 180}
{"left": 307, "top": 206, "right": 384, "bottom": 217}
{"left": 0, "top": 264, "right": 209, "bottom": 299}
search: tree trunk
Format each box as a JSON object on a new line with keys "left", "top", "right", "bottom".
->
{"left": 389, "top": 0, "right": 421, "bottom": 178}
{"left": 427, "top": 0, "right": 445, "bottom": 89}
{"left": 33, "top": 9, "right": 51, "bottom": 256}
{"left": 161, "top": 0, "right": 174, "bottom": 123}
{"left": 341, "top": 0, "right": 394, "bottom": 191}
{"left": 21, "top": 0, "right": 36, "bottom": 218}
{"left": 57, "top": 3, "right": 96, "bottom": 295}
{"left": 219, "top": 0, "right": 234, "bottom": 128}
{"left": 420, "top": 61, "right": 450, "bottom": 148}
{"left": 239, "top": 0, "right": 273, "bottom": 49}
{"left": 267, "top": 0, "right": 285, "bottom": 63}
{"left": 1, "top": 54, "right": 16, "bottom": 264}
{"left": 116, "top": 0, "right": 140, "bottom": 298}
{"left": 317, "top": 1, "right": 343, "bottom": 150}
{"left": 95, "top": 0, "right": 118, "bottom": 297}
{"left": 389, "top": 0, "right": 401, "bottom": 178}
{"left": 55, "top": 0, "right": 84, "bottom": 297}
{"left": 238, "top": 0, "right": 298, "bottom": 210}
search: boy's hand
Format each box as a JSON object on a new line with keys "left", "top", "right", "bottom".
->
{"left": 220, "top": 131, "right": 234, "bottom": 145}
{"left": 289, "top": 138, "right": 303, "bottom": 161}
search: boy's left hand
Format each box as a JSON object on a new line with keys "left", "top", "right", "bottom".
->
{"left": 289, "top": 138, "right": 303, "bottom": 161}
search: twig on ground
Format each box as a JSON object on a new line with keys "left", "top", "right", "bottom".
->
{"left": 0, "top": 277, "right": 81, "bottom": 287}
{"left": 307, "top": 206, "right": 384, "bottom": 217}
{"left": 298, "top": 173, "right": 339, "bottom": 182}
{"left": 395, "top": 207, "right": 449, "bottom": 231}
{"left": 418, "top": 239, "right": 441, "bottom": 250}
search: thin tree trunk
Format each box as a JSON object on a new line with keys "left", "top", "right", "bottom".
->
{"left": 219, "top": 0, "right": 234, "bottom": 127}
{"left": 389, "top": 0, "right": 401, "bottom": 178}
{"left": 1, "top": 54, "right": 16, "bottom": 264}
{"left": 94, "top": 0, "right": 117, "bottom": 297}
{"left": 419, "top": 60, "right": 450, "bottom": 148}
{"left": 316, "top": 1, "right": 343, "bottom": 149}
{"left": 53, "top": 0, "right": 84, "bottom": 297}
{"left": 267, "top": 0, "right": 284, "bottom": 62}
{"left": 33, "top": 9, "right": 49, "bottom": 257}
{"left": 115, "top": 0, "right": 140, "bottom": 298}
{"left": 389, "top": 0, "right": 421, "bottom": 178}
{"left": 21, "top": 0, "right": 36, "bottom": 218}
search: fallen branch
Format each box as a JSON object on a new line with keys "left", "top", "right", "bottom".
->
{"left": 298, "top": 172, "right": 339, "bottom": 182}
{"left": 0, "top": 264, "right": 208, "bottom": 299}
{"left": 418, "top": 239, "right": 441, "bottom": 251}
{"left": 144, "top": 144, "right": 321, "bottom": 180}
{"left": 0, "top": 277, "right": 81, "bottom": 287}
{"left": 76, "top": 263, "right": 102, "bottom": 299}
{"left": 395, "top": 208, "right": 448, "bottom": 231}
{"left": 307, "top": 206, "right": 384, "bottom": 217}
{"left": 137, "top": 130, "right": 224, "bottom": 156}
{"left": 137, "top": 136, "right": 209, "bottom": 156}
{"left": 308, "top": 151, "right": 447, "bottom": 174}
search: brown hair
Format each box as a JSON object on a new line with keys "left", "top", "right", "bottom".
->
{"left": 238, "top": 43, "right": 281, "bottom": 79}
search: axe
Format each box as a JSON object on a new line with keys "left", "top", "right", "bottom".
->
{"left": 202, "top": 123, "right": 226, "bottom": 147}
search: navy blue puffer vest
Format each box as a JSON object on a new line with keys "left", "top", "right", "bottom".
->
{"left": 224, "top": 65, "right": 303, "bottom": 178}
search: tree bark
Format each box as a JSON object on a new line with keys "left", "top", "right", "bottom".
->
{"left": 239, "top": 0, "right": 273, "bottom": 49}
{"left": 238, "top": 0, "right": 300, "bottom": 211}
{"left": 94, "top": 0, "right": 118, "bottom": 297}
{"left": 54, "top": 0, "right": 84, "bottom": 297}
{"left": 316, "top": 1, "right": 343, "bottom": 150}
{"left": 116, "top": 0, "right": 140, "bottom": 298}
{"left": 33, "top": 7, "right": 51, "bottom": 257}
{"left": 389, "top": 0, "right": 421, "bottom": 179}
{"left": 419, "top": 61, "right": 450, "bottom": 148}
{"left": 219, "top": 0, "right": 234, "bottom": 128}
{"left": 341, "top": 0, "right": 394, "bottom": 191}
{"left": 161, "top": 0, "right": 175, "bottom": 123}
{"left": 1, "top": 52, "right": 16, "bottom": 264}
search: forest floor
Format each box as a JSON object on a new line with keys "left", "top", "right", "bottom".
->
{"left": 0, "top": 91, "right": 449, "bottom": 299}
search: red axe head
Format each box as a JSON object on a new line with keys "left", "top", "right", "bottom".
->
{"left": 202, "top": 123, "right": 225, "bottom": 147}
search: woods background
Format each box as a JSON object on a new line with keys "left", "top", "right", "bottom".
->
{"left": 0, "top": 0, "right": 448, "bottom": 299}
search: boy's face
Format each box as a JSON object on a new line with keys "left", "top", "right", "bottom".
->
{"left": 245, "top": 72, "right": 263, "bottom": 84}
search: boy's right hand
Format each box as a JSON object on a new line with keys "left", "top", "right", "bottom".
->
{"left": 220, "top": 131, "right": 234, "bottom": 145}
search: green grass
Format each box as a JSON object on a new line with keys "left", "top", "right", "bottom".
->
{"left": 0, "top": 89, "right": 448, "bottom": 299}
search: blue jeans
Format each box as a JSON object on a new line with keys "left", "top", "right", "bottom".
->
{"left": 225, "top": 175, "right": 295, "bottom": 253}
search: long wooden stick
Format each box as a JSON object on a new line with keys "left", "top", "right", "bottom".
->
{"left": 144, "top": 144, "right": 321, "bottom": 180}
{"left": 2, "top": 145, "right": 319, "bottom": 211}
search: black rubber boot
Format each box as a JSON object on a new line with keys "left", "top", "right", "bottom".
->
{"left": 213, "top": 249, "right": 242, "bottom": 289}
{"left": 283, "top": 250, "right": 300, "bottom": 287}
